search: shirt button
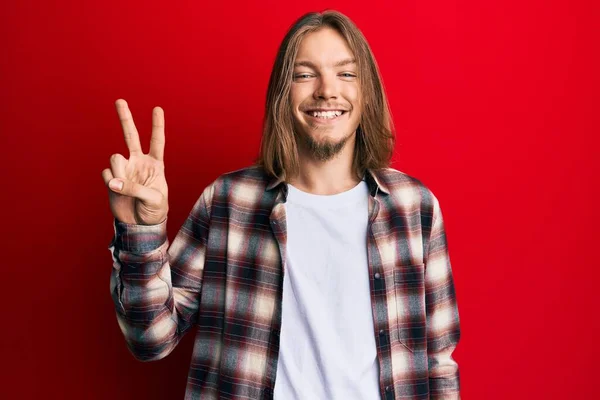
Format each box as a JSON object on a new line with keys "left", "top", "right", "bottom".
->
{"left": 374, "top": 272, "right": 381, "bottom": 279}
{"left": 385, "top": 385, "right": 392, "bottom": 392}
{"left": 379, "top": 329, "right": 385, "bottom": 335}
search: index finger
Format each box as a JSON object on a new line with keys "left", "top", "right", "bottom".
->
{"left": 149, "top": 106, "right": 165, "bottom": 161}
{"left": 115, "top": 99, "right": 142, "bottom": 156}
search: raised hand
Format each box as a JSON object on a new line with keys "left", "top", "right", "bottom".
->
{"left": 101, "top": 99, "right": 169, "bottom": 225}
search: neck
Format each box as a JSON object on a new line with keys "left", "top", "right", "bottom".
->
{"left": 289, "top": 134, "right": 361, "bottom": 195}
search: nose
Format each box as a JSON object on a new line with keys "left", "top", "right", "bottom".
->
{"left": 313, "top": 73, "right": 338, "bottom": 100}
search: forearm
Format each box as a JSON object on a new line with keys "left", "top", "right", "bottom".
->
{"left": 109, "top": 237, "right": 182, "bottom": 361}
{"left": 108, "top": 217, "right": 189, "bottom": 361}
{"left": 425, "top": 194, "right": 461, "bottom": 398}
{"left": 428, "top": 346, "right": 460, "bottom": 399}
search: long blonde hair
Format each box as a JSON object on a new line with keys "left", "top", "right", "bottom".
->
{"left": 255, "top": 10, "right": 395, "bottom": 181}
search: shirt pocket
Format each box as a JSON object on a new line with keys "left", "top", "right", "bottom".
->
{"left": 393, "top": 263, "right": 427, "bottom": 353}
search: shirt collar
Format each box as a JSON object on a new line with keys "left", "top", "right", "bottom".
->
{"left": 265, "top": 168, "right": 390, "bottom": 196}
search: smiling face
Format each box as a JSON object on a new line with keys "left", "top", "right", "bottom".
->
{"left": 290, "top": 27, "right": 362, "bottom": 162}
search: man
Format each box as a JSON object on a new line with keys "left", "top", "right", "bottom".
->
{"left": 102, "top": 10, "right": 461, "bottom": 400}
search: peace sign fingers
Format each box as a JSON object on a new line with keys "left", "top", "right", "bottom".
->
{"left": 115, "top": 99, "right": 143, "bottom": 156}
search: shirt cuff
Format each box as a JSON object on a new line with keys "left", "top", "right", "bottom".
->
{"left": 110, "top": 217, "right": 168, "bottom": 254}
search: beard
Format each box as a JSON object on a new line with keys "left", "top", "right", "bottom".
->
{"left": 296, "top": 127, "right": 355, "bottom": 162}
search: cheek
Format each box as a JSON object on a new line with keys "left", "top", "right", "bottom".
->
{"left": 290, "top": 83, "right": 312, "bottom": 108}
{"left": 349, "top": 86, "right": 360, "bottom": 107}
{"left": 341, "top": 84, "right": 360, "bottom": 109}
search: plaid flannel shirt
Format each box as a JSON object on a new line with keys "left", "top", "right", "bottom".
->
{"left": 108, "top": 165, "right": 461, "bottom": 400}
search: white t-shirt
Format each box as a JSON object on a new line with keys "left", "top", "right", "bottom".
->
{"left": 274, "top": 180, "right": 380, "bottom": 400}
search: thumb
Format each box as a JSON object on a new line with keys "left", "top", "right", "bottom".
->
{"left": 108, "top": 178, "right": 124, "bottom": 191}
{"left": 108, "top": 178, "right": 161, "bottom": 204}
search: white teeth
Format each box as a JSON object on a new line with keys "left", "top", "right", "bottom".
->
{"left": 310, "top": 110, "right": 343, "bottom": 119}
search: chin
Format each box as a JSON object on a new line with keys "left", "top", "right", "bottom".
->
{"left": 296, "top": 126, "right": 355, "bottom": 159}
{"left": 305, "top": 129, "right": 346, "bottom": 143}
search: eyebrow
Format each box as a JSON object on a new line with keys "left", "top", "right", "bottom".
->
{"left": 293, "top": 58, "right": 356, "bottom": 69}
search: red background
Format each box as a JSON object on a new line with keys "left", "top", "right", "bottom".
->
{"left": 2, "top": 0, "right": 598, "bottom": 398}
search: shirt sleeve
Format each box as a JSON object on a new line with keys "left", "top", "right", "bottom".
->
{"left": 108, "top": 183, "right": 214, "bottom": 362}
{"left": 425, "top": 194, "right": 461, "bottom": 399}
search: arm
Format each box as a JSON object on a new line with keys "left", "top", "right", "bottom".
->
{"left": 425, "top": 194, "right": 461, "bottom": 399}
{"left": 108, "top": 183, "right": 214, "bottom": 362}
